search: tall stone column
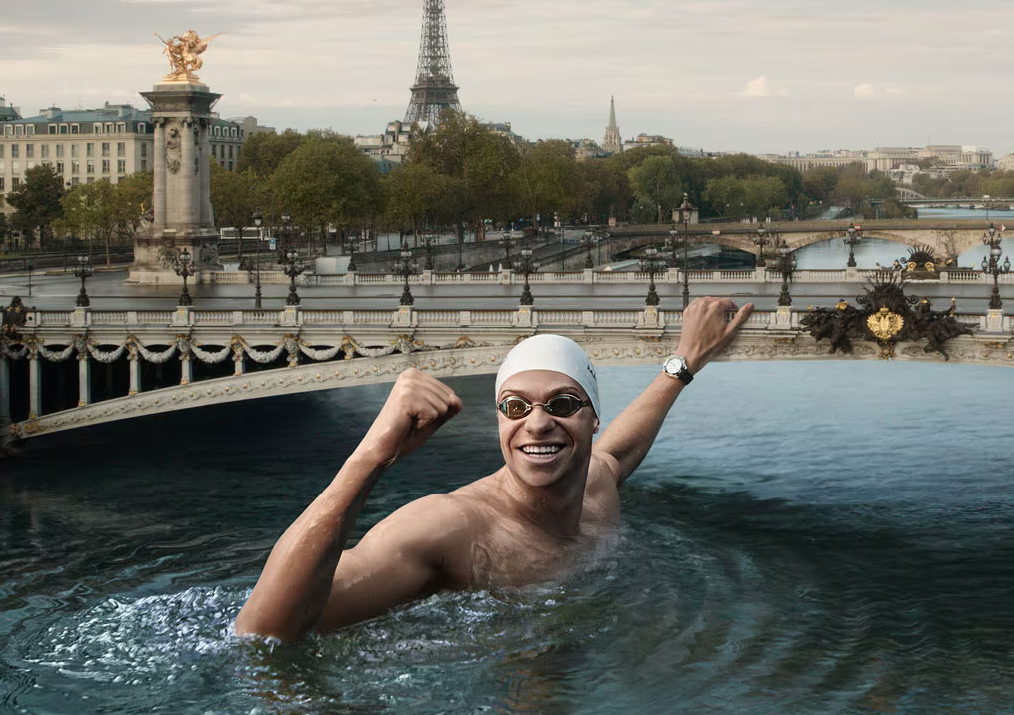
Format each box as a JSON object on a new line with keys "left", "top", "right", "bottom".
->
{"left": 28, "top": 346, "right": 41, "bottom": 420}
{"left": 153, "top": 118, "right": 167, "bottom": 229}
{"left": 129, "top": 79, "right": 222, "bottom": 285}
{"left": 128, "top": 344, "right": 141, "bottom": 396}
{"left": 78, "top": 351, "right": 91, "bottom": 407}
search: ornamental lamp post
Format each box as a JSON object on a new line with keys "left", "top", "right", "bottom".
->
{"left": 582, "top": 231, "right": 596, "bottom": 269}
{"left": 843, "top": 223, "right": 863, "bottom": 268}
{"left": 174, "top": 248, "right": 194, "bottom": 306}
{"left": 981, "top": 224, "right": 1010, "bottom": 309}
{"left": 752, "top": 224, "right": 772, "bottom": 267}
{"left": 281, "top": 212, "right": 292, "bottom": 254}
{"left": 422, "top": 233, "right": 436, "bottom": 271}
{"left": 343, "top": 234, "right": 358, "bottom": 272}
{"left": 499, "top": 231, "right": 515, "bottom": 270}
{"left": 284, "top": 249, "right": 302, "bottom": 306}
{"left": 393, "top": 241, "right": 419, "bottom": 306}
{"left": 252, "top": 210, "right": 265, "bottom": 309}
{"left": 776, "top": 241, "right": 797, "bottom": 307}
{"left": 514, "top": 242, "right": 540, "bottom": 306}
{"left": 74, "top": 255, "right": 94, "bottom": 307}
{"left": 678, "top": 193, "right": 694, "bottom": 309}
{"left": 638, "top": 244, "right": 668, "bottom": 306}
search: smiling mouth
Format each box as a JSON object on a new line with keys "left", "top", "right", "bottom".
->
{"left": 520, "top": 445, "right": 563, "bottom": 455}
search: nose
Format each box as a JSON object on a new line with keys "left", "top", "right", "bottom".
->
{"left": 523, "top": 403, "right": 556, "bottom": 434}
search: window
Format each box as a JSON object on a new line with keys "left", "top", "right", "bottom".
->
{"left": 71, "top": 160, "right": 79, "bottom": 174}
{"left": 86, "top": 143, "right": 94, "bottom": 157}
{"left": 71, "top": 144, "right": 78, "bottom": 157}
{"left": 116, "top": 123, "right": 125, "bottom": 133}
{"left": 71, "top": 177, "right": 79, "bottom": 185}
{"left": 0, "top": 178, "right": 4, "bottom": 191}
{"left": 25, "top": 144, "right": 34, "bottom": 158}
{"left": 56, "top": 144, "right": 63, "bottom": 157}
{"left": 94, "top": 123, "right": 103, "bottom": 134}
{"left": 70, "top": 124, "right": 79, "bottom": 134}
{"left": 41, "top": 145, "right": 49, "bottom": 158}
{"left": 141, "top": 143, "right": 147, "bottom": 157}
{"left": 86, "top": 160, "right": 94, "bottom": 174}
{"left": 3, "top": 125, "right": 11, "bottom": 136}
{"left": 12, "top": 178, "right": 20, "bottom": 189}
{"left": 86, "top": 177, "right": 94, "bottom": 184}
{"left": 141, "top": 159, "right": 147, "bottom": 171}
{"left": 0, "top": 146, "right": 4, "bottom": 158}
{"left": 27, "top": 125, "right": 35, "bottom": 135}
{"left": 105, "top": 123, "right": 113, "bottom": 134}
{"left": 117, "top": 159, "right": 126, "bottom": 174}
{"left": 56, "top": 161, "right": 64, "bottom": 174}
{"left": 211, "top": 145, "right": 217, "bottom": 158}
{"left": 101, "top": 142, "right": 110, "bottom": 157}
{"left": 48, "top": 124, "right": 57, "bottom": 135}
{"left": 60, "top": 124, "right": 68, "bottom": 135}
{"left": 117, "top": 142, "right": 125, "bottom": 157}
{"left": 101, "top": 159, "right": 110, "bottom": 174}
{"left": 136, "top": 122, "right": 146, "bottom": 133}
{"left": 10, "top": 145, "right": 18, "bottom": 158}
{"left": 228, "top": 161, "right": 233, "bottom": 170}
{"left": 228, "top": 145, "right": 233, "bottom": 159}
{"left": 14, "top": 125, "right": 23, "bottom": 135}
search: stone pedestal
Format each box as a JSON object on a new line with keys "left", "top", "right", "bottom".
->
{"left": 128, "top": 80, "right": 222, "bottom": 285}
{"left": 773, "top": 306, "right": 794, "bottom": 329}
{"left": 984, "top": 309, "right": 1005, "bottom": 333}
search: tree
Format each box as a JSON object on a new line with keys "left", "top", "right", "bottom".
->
{"left": 60, "top": 180, "right": 121, "bottom": 268}
{"left": 270, "top": 133, "right": 383, "bottom": 254}
{"left": 6, "top": 164, "right": 65, "bottom": 249}
{"left": 628, "top": 155, "right": 684, "bottom": 224}
{"left": 384, "top": 162, "right": 456, "bottom": 239}
{"left": 510, "top": 140, "right": 585, "bottom": 230}
{"left": 803, "top": 166, "right": 841, "bottom": 204}
{"left": 409, "top": 112, "right": 520, "bottom": 240}
{"left": 112, "top": 171, "right": 154, "bottom": 242}
{"left": 237, "top": 129, "right": 306, "bottom": 177}
{"left": 210, "top": 163, "right": 261, "bottom": 263}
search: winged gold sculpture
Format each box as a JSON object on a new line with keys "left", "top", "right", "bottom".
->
{"left": 155, "top": 30, "right": 223, "bottom": 81}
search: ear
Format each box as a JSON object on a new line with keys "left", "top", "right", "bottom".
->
{"left": 592, "top": 417, "right": 600, "bottom": 435}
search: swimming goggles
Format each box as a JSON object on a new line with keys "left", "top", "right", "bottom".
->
{"left": 496, "top": 394, "right": 591, "bottom": 420}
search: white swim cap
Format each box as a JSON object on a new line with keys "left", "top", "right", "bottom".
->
{"left": 495, "top": 335, "right": 600, "bottom": 417}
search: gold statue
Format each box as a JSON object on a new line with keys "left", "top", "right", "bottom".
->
{"left": 155, "top": 30, "right": 223, "bottom": 81}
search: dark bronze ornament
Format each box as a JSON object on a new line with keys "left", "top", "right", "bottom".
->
{"left": 3, "top": 297, "right": 27, "bottom": 340}
{"left": 801, "top": 273, "right": 974, "bottom": 360}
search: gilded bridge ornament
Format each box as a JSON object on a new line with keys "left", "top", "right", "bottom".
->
{"left": 801, "top": 273, "right": 975, "bottom": 361}
{"left": 155, "top": 30, "right": 222, "bottom": 81}
{"left": 867, "top": 308, "right": 904, "bottom": 341}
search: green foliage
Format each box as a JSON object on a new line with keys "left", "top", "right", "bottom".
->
{"left": 511, "top": 140, "right": 585, "bottom": 227}
{"left": 59, "top": 180, "right": 125, "bottom": 267}
{"left": 237, "top": 129, "right": 306, "bottom": 177}
{"left": 210, "top": 162, "right": 262, "bottom": 230}
{"left": 802, "top": 166, "right": 841, "bottom": 204}
{"left": 114, "top": 171, "right": 154, "bottom": 240}
{"left": 7, "top": 164, "right": 66, "bottom": 245}
{"left": 704, "top": 175, "right": 788, "bottom": 221}
{"left": 627, "top": 155, "right": 684, "bottom": 223}
{"left": 270, "top": 133, "right": 382, "bottom": 234}
{"left": 384, "top": 162, "right": 456, "bottom": 231}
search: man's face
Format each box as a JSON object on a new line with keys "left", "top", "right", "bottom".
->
{"left": 497, "top": 369, "right": 599, "bottom": 488}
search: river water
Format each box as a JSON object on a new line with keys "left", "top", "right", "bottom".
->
{"left": 2, "top": 361, "right": 1014, "bottom": 714}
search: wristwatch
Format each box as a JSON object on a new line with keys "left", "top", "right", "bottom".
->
{"left": 662, "top": 355, "right": 694, "bottom": 385}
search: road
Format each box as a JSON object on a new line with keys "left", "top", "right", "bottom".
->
{"left": 1, "top": 268, "right": 1009, "bottom": 313}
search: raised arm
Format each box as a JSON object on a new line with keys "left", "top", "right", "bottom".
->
{"left": 592, "top": 297, "right": 753, "bottom": 486}
{"left": 235, "top": 368, "right": 462, "bottom": 642}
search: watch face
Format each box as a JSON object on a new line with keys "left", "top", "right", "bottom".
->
{"left": 664, "top": 356, "right": 686, "bottom": 375}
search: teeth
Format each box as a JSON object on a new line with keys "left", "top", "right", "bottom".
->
{"left": 522, "top": 445, "right": 562, "bottom": 455}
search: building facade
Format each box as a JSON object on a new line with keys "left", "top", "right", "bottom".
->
{"left": 0, "top": 101, "right": 260, "bottom": 218}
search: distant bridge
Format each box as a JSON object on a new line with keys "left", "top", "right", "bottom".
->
{"left": 2, "top": 303, "right": 1011, "bottom": 450}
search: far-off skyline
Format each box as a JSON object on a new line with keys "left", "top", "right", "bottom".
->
{"left": 3, "top": 0, "right": 1014, "bottom": 155}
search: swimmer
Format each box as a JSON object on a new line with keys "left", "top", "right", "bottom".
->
{"left": 235, "top": 296, "right": 754, "bottom": 642}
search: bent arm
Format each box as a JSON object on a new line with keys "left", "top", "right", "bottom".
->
{"left": 593, "top": 298, "right": 754, "bottom": 487}
{"left": 234, "top": 454, "right": 387, "bottom": 642}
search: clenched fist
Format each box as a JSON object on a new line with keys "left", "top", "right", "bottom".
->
{"left": 357, "top": 368, "right": 463, "bottom": 468}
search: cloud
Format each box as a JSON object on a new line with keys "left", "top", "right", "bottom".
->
{"left": 743, "top": 76, "right": 789, "bottom": 97}
{"left": 854, "top": 83, "right": 906, "bottom": 99}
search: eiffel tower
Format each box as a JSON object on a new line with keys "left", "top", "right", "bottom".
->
{"left": 404, "top": 0, "right": 462, "bottom": 125}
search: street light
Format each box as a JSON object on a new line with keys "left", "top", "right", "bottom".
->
{"left": 25, "top": 259, "right": 35, "bottom": 298}
{"left": 843, "top": 223, "right": 863, "bottom": 268}
{"left": 284, "top": 249, "right": 302, "bottom": 306}
{"left": 343, "top": 234, "right": 359, "bottom": 272}
{"left": 174, "top": 248, "right": 194, "bottom": 306}
{"left": 499, "top": 231, "right": 515, "bottom": 270}
{"left": 677, "top": 193, "right": 695, "bottom": 309}
{"left": 422, "top": 233, "right": 436, "bottom": 271}
{"left": 751, "top": 224, "right": 771, "bottom": 267}
{"left": 775, "top": 239, "right": 797, "bottom": 307}
{"left": 514, "top": 241, "right": 541, "bottom": 306}
{"left": 252, "top": 210, "right": 263, "bottom": 310}
{"left": 74, "top": 255, "right": 94, "bottom": 307}
{"left": 582, "top": 231, "right": 597, "bottom": 269}
{"left": 280, "top": 213, "right": 292, "bottom": 254}
{"left": 393, "top": 241, "right": 419, "bottom": 306}
{"left": 639, "top": 244, "right": 668, "bottom": 306}
{"left": 981, "top": 223, "right": 1011, "bottom": 310}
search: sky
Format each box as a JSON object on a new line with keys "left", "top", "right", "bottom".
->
{"left": 2, "top": 0, "right": 1013, "bottom": 156}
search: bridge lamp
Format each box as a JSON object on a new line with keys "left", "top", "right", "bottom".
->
{"left": 843, "top": 224, "right": 863, "bottom": 268}
{"left": 74, "top": 255, "right": 94, "bottom": 308}
{"left": 582, "top": 231, "right": 597, "bottom": 269}
{"left": 284, "top": 249, "right": 302, "bottom": 306}
{"left": 514, "top": 244, "right": 540, "bottom": 306}
{"left": 252, "top": 210, "right": 264, "bottom": 310}
{"left": 752, "top": 224, "right": 770, "bottom": 268}
{"left": 281, "top": 212, "right": 292, "bottom": 254}
{"left": 394, "top": 243, "right": 420, "bottom": 306}
{"left": 174, "top": 248, "right": 194, "bottom": 307}
{"left": 777, "top": 243, "right": 797, "bottom": 307}
{"left": 678, "top": 193, "right": 695, "bottom": 310}
{"left": 639, "top": 244, "right": 666, "bottom": 306}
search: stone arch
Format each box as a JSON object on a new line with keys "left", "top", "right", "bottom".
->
{"left": 782, "top": 231, "right": 929, "bottom": 253}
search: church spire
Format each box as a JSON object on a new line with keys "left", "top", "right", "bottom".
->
{"left": 603, "top": 95, "right": 622, "bottom": 154}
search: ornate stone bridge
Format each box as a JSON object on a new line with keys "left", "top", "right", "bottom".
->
{"left": 2, "top": 303, "right": 1011, "bottom": 452}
